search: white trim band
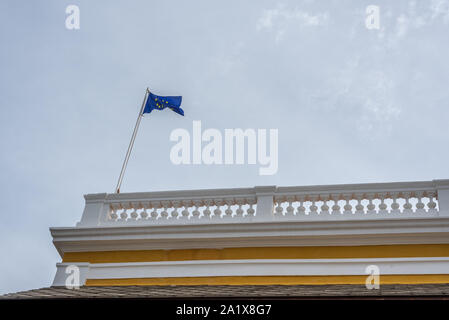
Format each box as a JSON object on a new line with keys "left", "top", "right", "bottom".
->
{"left": 51, "top": 217, "right": 449, "bottom": 254}
{"left": 52, "top": 257, "right": 449, "bottom": 286}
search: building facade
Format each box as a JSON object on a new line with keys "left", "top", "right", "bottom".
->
{"left": 50, "top": 179, "right": 449, "bottom": 288}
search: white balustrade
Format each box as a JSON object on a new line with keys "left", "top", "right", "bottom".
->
{"left": 274, "top": 191, "right": 438, "bottom": 218}
{"left": 108, "top": 197, "right": 256, "bottom": 222}
{"left": 76, "top": 180, "right": 449, "bottom": 227}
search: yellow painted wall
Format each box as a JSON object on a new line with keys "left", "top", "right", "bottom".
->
{"left": 63, "top": 244, "right": 449, "bottom": 263}
{"left": 62, "top": 244, "right": 449, "bottom": 286}
{"left": 86, "top": 275, "right": 449, "bottom": 286}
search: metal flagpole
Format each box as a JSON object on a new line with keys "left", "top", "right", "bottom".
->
{"left": 115, "top": 88, "right": 150, "bottom": 193}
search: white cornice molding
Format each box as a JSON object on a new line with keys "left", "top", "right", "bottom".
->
{"left": 51, "top": 217, "right": 449, "bottom": 256}
{"left": 88, "top": 179, "right": 449, "bottom": 200}
{"left": 83, "top": 179, "right": 449, "bottom": 203}
{"left": 52, "top": 257, "right": 449, "bottom": 286}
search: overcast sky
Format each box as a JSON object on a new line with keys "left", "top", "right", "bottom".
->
{"left": 1, "top": 0, "right": 449, "bottom": 294}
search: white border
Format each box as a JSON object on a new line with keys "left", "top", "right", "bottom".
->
{"left": 52, "top": 257, "right": 449, "bottom": 286}
{"left": 51, "top": 217, "right": 449, "bottom": 254}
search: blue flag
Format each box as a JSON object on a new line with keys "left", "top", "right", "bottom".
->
{"left": 143, "top": 92, "right": 184, "bottom": 116}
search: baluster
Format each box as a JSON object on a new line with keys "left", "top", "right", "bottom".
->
{"left": 119, "top": 208, "right": 128, "bottom": 221}
{"left": 320, "top": 194, "right": 330, "bottom": 215}
{"left": 331, "top": 195, "right": 341, "bottom": 215}
{"left": 235, "top": 199, "right": 245, "bottom": 217}
{"left": 296, "top": 196, "right": 306, "bottom": 216}
{"left": 427, "top": 192, "right": 437, "bottom": 214}
{"left": 378, "top": 193, "right": 388, "bottom": 215}
{"left": 181, "top": 200, "right": 191, "bottom": 219}
{"left": 224, "top": 199, "right": 234, "bottom": 218}
{"left": 213, "top": 199, "right": 223, "bottom": 218}
{"left": 309, "top": 196, "right": 318, "bottom": 216}
{"left": 343, "top": 195, "right": 353, "bottom": 215}
{"left": 160, "top": 201, "right": 169, "bottom": 219}
{"left": 402, "top": 192, "right": 413, "bottom": 215}
{"left": 285, "top": 197, "right": 295, "bottom": 216}
{"left": 415, "top": 192, "right": 426, "bottom": 214}
{"left": 274, "top": 197, "right": 284, "bottom": 216}
{"left": 366, "top": 194, "right": 376, "bottom": 215}
{"left": 119, "top": 203, "right": 128, "bottom": 221}
{"left": 390, "top": 193, "right": 400, "bottom": 214}
{"left": 171, "top": 201, "right": 180, "bottom": 219}
{"left": 150, "top": 201, "right": 160, "bottom": 220}
{"left": 129, "top": 202, "right": 139, "bottom": 221}
{"left": 355, "top": 195, "right": 364, "bottom": 215}
{"left": 140, "top": 203, "right": 149, "bottom": 220}
{"left": 203, "top": 200, "right": 212, "bottom": 219}
{"left": 109, "top": 204, "right": 118, "bottom": 221}
{"left": 192, "top": 200, "right": 202, "bottom": 219}
{"left": 146, "top": 202, "right": 154, "bottom": 220}
{"left": 246, "top": 198, "right": 256, "bottom": 217}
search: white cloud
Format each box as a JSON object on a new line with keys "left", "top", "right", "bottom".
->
{"left": 311, "top": 56, "right": 401, "bottom": 140}
{"left": 257, "top": 4, "right": 329, "bottom": 42}
{"left": 395, "top": 14, "right": 409, "bottom": 38}
{"left": 430, "top": 0, "right": 449, "bottom": 23}
{"left": 393, "top": 0, "right": 449, "bottom": 38}
{"left": 208, "top": 42, "right": 244, "bottom": 76}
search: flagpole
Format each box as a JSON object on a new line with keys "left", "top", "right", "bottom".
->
{"left": 115, "top": 88, "right": 150, "bottom": 193}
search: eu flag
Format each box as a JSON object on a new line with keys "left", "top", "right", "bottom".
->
{"left": 143, "top": 92, "right": 184, "bottom": 116}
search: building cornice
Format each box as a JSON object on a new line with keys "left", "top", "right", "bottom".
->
{"left": 49, "top": 179, "right": 449, "bottom": 287}
{"left": 52, "top": 257, "right": 449, "bottom": 286}
{"left": 51, "top": 216, "right": 449, "bottom": 256}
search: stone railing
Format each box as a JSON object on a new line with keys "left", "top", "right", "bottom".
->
{"left": 76, "top": 180, "right": 449, "bottom": 227}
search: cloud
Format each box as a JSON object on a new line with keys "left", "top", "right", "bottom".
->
{"left": 430, "top": 0, "right": 449, "bottom": 23}
{"left": 394, "top": 0, "right": 449, "bottom": 38}
{"left": 208, "top": 42, "right": 244, "bottom": 76}
{"left": 310, "top": 56, "right": 401, "bottom": 140}
{"left": 395, "top": 14, "right": 409, "bottom": 38}
{"left": 257, "top": 4, "right": 329, "bottom": 42}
